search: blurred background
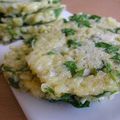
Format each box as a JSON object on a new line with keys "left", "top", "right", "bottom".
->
{"left": 63, "top": 0, "right": 120, "bottom": 20}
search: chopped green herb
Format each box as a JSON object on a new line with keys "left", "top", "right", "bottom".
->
{"left": 52, "top": 0, "right": 61, "bottom": 3}
{"left": 93, "top": 91, "right": 112, "bottom": 98}
{"left": 45, "top": 87, "right": 55, "bottom": 95}
{"left": 95, "top": 42, "right": 119, "bottom": 54}
{"left": 69, "top": 14, "right": 91, "bottom": 27}
{"left": 113, "top": 70, "right": 120, "bottom": 78}
{"left": 75, "top": 69, "right": 84, "bottom": 77}
{"left": 105, "top": 69, "right": 120, "bottom": 80}
{"left": 7, "top": 26, "right": 18, "bottom": 39}
{"left": 105, "top": 46, "right": 119, "bottom": 54}
{"left": 89, "top": 15, "right": 101, "bottom": 22}
{"left": 62, "top": 28, "right": 76, "bottom": 36}
{"left": 1, "top": 65, "right": 29, "bottom": 73}
{"left": 47, "top": 51, "right": 56, "bottom": 55}
{"left": 60, "top": 94, "right": 90, "bottom": 108}
{"left": 94, "top": 91, "right": 108, "bottom": 98}
{"left": 102, "top": 62, "right": 112, "bottom": 73}
{"left": 101, "top": 62, "right": 117, "bottom": 80}
{"left": 18, "top": 65, "right": 30, "bottom": 72}
{"left": 111, "top": 53, "right": 120, "bottom": 63}
{"left": 106, "top": 29, "right": 115, "bottom": 33}
{"left": 64, "top": 61, "right": 77, "bottom": 77}
{"left": 8, "top": 76, "right": 20, "bottom": 89}
{"left": 67, "top": 39, "right": 81, "bottom": 49}
{"left": 24, "top": 37, "right": 37, "bottom": 48}
{"left": 107, "top": 27, "right": 120, "bottom": 34}
{"left": 115, "top": 28, "right": 120, "bottom": 34}
{"left": 64, "top": 61, "right": 84, "bottom": 77}
{"left": 95, "top": 42, "right": 111, "bottom": 48}
{"left": 54, "top": 7, "right": 63, "bottom": 18}
{"left": 1, "top": 65, "right": 15, "bottom": 73}
{"left": 63, "top": 18, "right": 68, "bottom": 23}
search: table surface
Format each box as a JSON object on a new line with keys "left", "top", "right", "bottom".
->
{"left": 0, "top": 0, "right": 120, "bottom": 120}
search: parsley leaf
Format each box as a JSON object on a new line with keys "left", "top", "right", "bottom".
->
{"left": 101, "top": 62, "right": 117, "bottom": 80}
{"left": 93, "top": 91, "right": 114, "bottom": 98}
{"left": 45, "top": 87, "right": 55, "bottom": 95}
{"left": 1, "top": 65, "right": 29, "bottom": 73}
{"left": 69, "top": 14, "right": 91, "bottom": 27}
{"left": 115, "top": 28, "right": 120, "bottom": 34}
{"left": 64, "top": 61, "right": 84, "bottom": 77}
{"left": 63, "top": 18, "right": 68, "bottom": 23}
{"left": 89, "top": 15, "right": 101, "bottom": 22}
{"left": 24, "top": 37, "right": 37, "bottom": 48}
{"left": 47, "top": 50, "right": 56, "bottom": 55}
{"left": 95, "top": 42, "right": 119, "bottom": 54}
{"left": 95, "top": 42, "right": 111, "bottom": 48}
{"left": 60, "top": 94, "right": 90, "bottom": 108}
{"left": 52, "top": 0, "right": 61, "bottom": 3}
{"left": 54, "top": 7, "right": 63, "bottom": 18}
{"left": 75, "top": 69, "right": 84, "bottom": 77}
{"left": 67, "top": 39, "right": 81, "bottom": 49}
{"left": 1, "top": 65, "right": 15, "bottom": 73}
{"left": 64, "top": 61, "right": 77, "bottom": 77}
{"left": 49, "top": 93, "right": 90, "bottom": 108}
{"left": 62, "top": 28, "right": 76, "bottom": 36}
{"left": 7, "top": 26, "right": 18, "bottom": 39}
{"left": 107, "top": 27, "right": 120, "bottom": 34}
{"left": 111, "top": 53, "right": 120, "bottom": 63}
{"left": 102, "top": 62, "right": 112, "bottom": 73}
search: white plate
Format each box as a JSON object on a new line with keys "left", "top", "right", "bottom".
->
{"left": 1, "top": 10, "right": 120, "bottom": 120}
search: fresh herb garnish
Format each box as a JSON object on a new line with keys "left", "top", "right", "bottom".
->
{"left": 60, "top": 94, "right": 90, "bottom": 108}
{"left": 62, "top": 28, "right": 76, "bottom": 36}
{"left": 89, "top": 15, "right": 101, "bottom": 22}
{"left": 8, "top": 76, "right": 20, "bottom": 89}
{"left": 47, "top": 50, "right": 56, "bottom": 55}
{"left": 50, "top": 93, "right": 90, "bottom": 108}
{"left": 18, "top": 65, "right": 30, "bottom": 72}
{"left": 75, "top": 69, "right": 85, "bottom": 77}
{"left": 113, "top": 70, "right": 120, "bottom": 78}
{"left": 95, "top": 42, "right": 119, "bottom": 54}
{"left": 63, "top": 18, "right": 68, "bottom": 23}
{"left": 97, "top": 41, "right": 120, "bottom": 63}
{"left": 69, "top": 14, "right": 91, "bottom": 27}
{"left": 52, "top": 0, "right": 61, "bottom": 3}
{"left": 102, "top": 62, "right": 112, "bottom": 73}
{"left": 115, "top": 28, "right": 120, "bottom": 34}
{"left": 93, "top": 91, "right": 113, "bottom": 98}
{"left": 45, "top": 87, "right": 55, "bottom": 95}
{"left": 107, "top": 29, "right": 115, "bottom": 33}
{"left": 7, "top": 26, "right": 18, "bottom": 39}
{"left": 101, "top": 62, "right": 117, "bottom": 80}
{"left": 67, "top": 39, "right": 81, "bottom": 49}
{"left": 54, "top": 7, "right": 63, "bottom": 18}
{"left": 24, "top": 37, "right": 37, "bottom": 48}
{"left": 1, "top": 65, "right": 29, "bottom": 73}
{"left": 1, "top": 65, "right": 15, "bottom": 73}
{"left": 111, "top": 53, "right": 120, "bottom": 63}
{"left": 64, "top": 61, "right": 84, "bottom": 77}
{"left": 64, "top": 61, "right": 77, "bottom": 77}
{"left": 107, "top": 27, "right": 120, "bottom": 34}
